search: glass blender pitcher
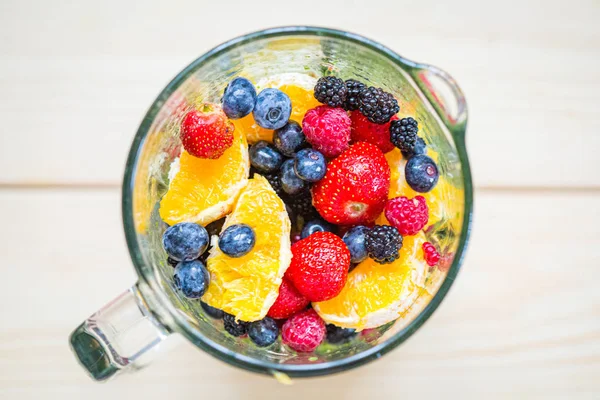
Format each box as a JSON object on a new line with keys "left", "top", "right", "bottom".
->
{"left": 69, "top": 26, "right": 473, "bottom": 382}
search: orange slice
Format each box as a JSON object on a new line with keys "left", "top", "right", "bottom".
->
{"left": 313, "top": 232, "right": 429, "bottom": 330}
{"left": 202, "top": 175, "right": 292, "bottom": 321}
{"left": 159, "top": 127, "right": 249, "bottom": 226}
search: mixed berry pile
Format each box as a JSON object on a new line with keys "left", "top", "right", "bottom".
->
{"left": 160, "top": 75, "right": 443, "bottom": 351}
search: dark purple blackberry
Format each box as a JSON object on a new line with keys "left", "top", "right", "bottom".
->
{"left": 263, "top": 171, "right": 286, "bottom": 198}
{"left": 326, "top": 324, "right": 357, "bottom": 343}
{"left": 288, "top": 191, "right": 318, "bottom": 221}
{"left": 314, "top": 76, "right": 347, "bottom": 108}
{"left": 390, "top": 117, "right": 419, "bottom": 155}
{"left": 365, "top": 225, "right": 403, "bottom": 264}
{"left": 403, "top": 137, "right": 426, "bottom": 158}
{"left": 343, "top": 79, "right": 366, "bottom": 111}
{"left": 223, "top": 313, "right": 249, "bottom": 337}
{"left": 358, "top": 87, "right": 399, "bottom": 124}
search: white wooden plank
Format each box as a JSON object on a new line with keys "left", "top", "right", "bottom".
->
{"left": 0, "top": 189, "right": 598, "bottom": 398}
{"left": 0, "top": 0, "right": 599, "bottom": 187}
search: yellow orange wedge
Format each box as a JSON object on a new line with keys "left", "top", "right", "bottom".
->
{"left": 202, "top": 175, "right": 292, "bottom": 322}
{"left": 159, "top": 127, "right": 249, "bottom": 226}
{"left": 313, "top": 232, "right": 429, "bottom": 330}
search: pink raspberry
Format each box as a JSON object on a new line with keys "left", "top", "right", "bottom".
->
{"left": 384, "top": 196, "right": 429, "bottom": 236}
{"left": 281, "top": 309, "right": 326, "bottom": 352}
{"left": 350, "top": 111, "right": 398, "bottom": 153}
{"left": 422, "top": 242, "right": 440, "bottom": 266}
{"left": 302, "top": 106, "right": 351, "bottom": 158}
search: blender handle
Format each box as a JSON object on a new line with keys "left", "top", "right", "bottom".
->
{"left": 410, "top": 65, "right": 468, "bottom": 141}
{"left": 69, "top": 282, "right": 170, "bottom": 381}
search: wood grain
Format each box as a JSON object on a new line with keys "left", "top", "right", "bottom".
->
{"left": 0, "top": 0, "right": 599, "bottom": 187}
{"left": 0, "top": 189, "right": 598, "bottom": 398}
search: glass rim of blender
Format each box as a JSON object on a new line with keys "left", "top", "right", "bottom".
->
{"left": 122, "top": 26, "right": 473, "bottom": 376}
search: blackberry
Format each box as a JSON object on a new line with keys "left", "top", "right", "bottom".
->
{"left": 289, "top": 192, "right": 318, "bottom": 220}
{"left": 390, "top": 117, "right": 418, "bottom": 155}
{"left": 326, "top": 324, "right": 357, "bottom": 344}
{"left": 263, "top": 172, "right": 286, "bottom": 198}
{"left": 358, "top": 87, "right": 399, "bottom": 124}
{"left": 365, "top": 225, "right": 403, "bottom": 264}
{"left": 314, "top": 76, "right": 347, "bottom": 108}
{"left": 223, "top": 313, "right": 249, "bottom": 337}
{"left": 343, "top": 79, "right": 366, "bottom": 111}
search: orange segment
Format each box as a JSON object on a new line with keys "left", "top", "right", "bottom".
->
{"left": 202, "top": 175, "right": 292, "bottom": 321}
{"left": 233, "top": 115, "right": 273, "bottom": 144}
{"left": 159, "top": 127, "right": 249, "bottom": 226}
{"left": 313, "top": 233, "right": 429, "bottom": 330}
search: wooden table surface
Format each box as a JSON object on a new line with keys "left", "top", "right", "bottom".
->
{"left": 1, "top": 0, "right": 599, "bottom": 398}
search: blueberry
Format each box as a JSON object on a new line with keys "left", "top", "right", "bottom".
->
{"left": 167, "top": 256, "right": 179, "bottom": 267}
{"left": 223, "top": 313, "right": 249, "bottom": 337}
{"left": 221, "top": 77, "right": 257, "bottom": 119}
{"left": 201, "top": 302, "right": 224, "bottom": 319}
{"left": 249, "top": 141, "right": 284, "bottom": 173}
{"left": 253, "top": 88, "right": 292, "bottom": 130}
{"left": 294, "top": 149, "right": 327, "bottom": 182}
{"left": 162, "top": 222, "right": 209, "bottom": 261}
{"left": 405, "top": 154, "right": 439, "bottom": 193}
{"left": 273, "top": 121, "right": 307, "bottom": 157}
{"left": 342, "top": 225, "right": 370, "bottom": 263}
{"left": 280, "top": 159, "right": 306, "bottom": 195}
{"left": 301, "top": 219, "right": 335, "bottom": 239}
{"left": 173, "top": 260, "right": 210, "bottom": 299}
{"left": 401, "top": 137, "right": 426, "bottom": 158}
{"left": 218, "top": 224, "right": 256, "bottom": 257}
{"left": 248, "top": 317, "right": 279, "bottom": 347}
{"left": 326, "top": 324, "right": 357, "bottom": 344}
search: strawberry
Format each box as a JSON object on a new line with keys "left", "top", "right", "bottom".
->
{"left": 312, "top": 142, "right": 391, "bottom": 225}
{"left": 180, "top": 104, "right": 234, "bottom": 159}
{"left": 267, "top": 278, "right": 310, "bottom": 319}
{"left": 350, "top": 110, "right": 397, "bottom": 153}
{"left": 302, "top": 105, "right": 351, "bottom": 158}
{"left": 285, "top": 231, "right": 350, "bottom": 302}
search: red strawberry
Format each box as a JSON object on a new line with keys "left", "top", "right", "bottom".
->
{"left": 350, "top": 111, "right": 397, "bottom": 153}
{"left": 281, "top": 309, "right": 326, "bottom": 352}
{"left": 267, "top": 278, "right": 310, "bottom": 319}
{"left": 384, "top": 195, "right": 429, "bottom": 236}
{"left": 180, "top": 104, "right": 234, "bottom": 159}
{"left": 302, "top": 105, "right": 351, "bottom": 158}
{"left": 285, "top": 231, "right": 350, "bottom": 302}
{"left": 312, "top": 142, "right": 390, "bottom": 225}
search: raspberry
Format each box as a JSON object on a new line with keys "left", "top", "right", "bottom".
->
{"left": 384, "top": 196, "right": 429, "bottom": 236}
{"left": 313, "top": 76, "right": 347, "bottom": 108}
{"left": 180, "top": 104, "right": 234, "bottom": 159}
{"left": 312, "top": 142, "right": 390, "bottom": 225}
{"left": 365, "top": 225, "right": 403, "bottom": 264}
{"left": 350, "top": 111, "right": 398, "bottom": 153}
{"left": 286, "top": 231, "right": 350, "bottom": 302}
{"left": 390, "top": 117, "right": 419, "bottom": 155}
{"left": 344, "top": 79, "right": 366, "bottom": 111}
{"left": 281, "top": 309, "right": 326, "bottom": 352}
{"left": 267, "top": 278, "right": 310, "bottom": 319}
{"left": 302, "top": 106, "right": 351, "bottom": 158}
{"left": 422, "top": 242, "right": 440, "bottom": 266}
{"left": 358, "top": 87, "right": 399, "bottom": 124}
